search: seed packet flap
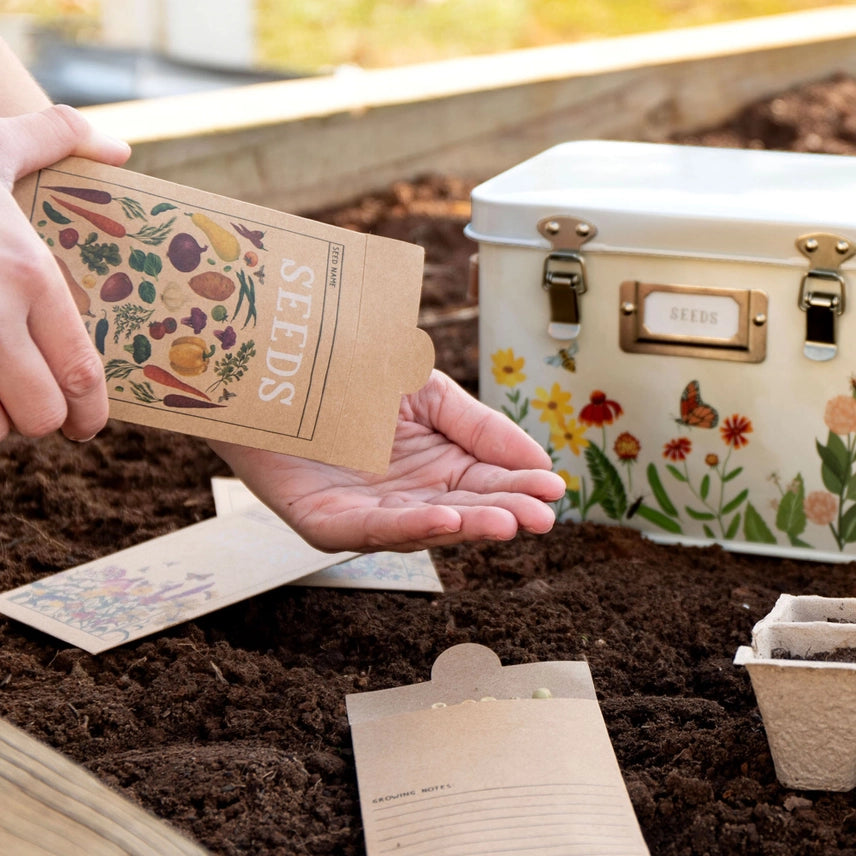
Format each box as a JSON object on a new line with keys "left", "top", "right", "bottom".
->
{"left": 346, "top": 644, "right": 650, "bottom": 856}
{"left": 14, "top": 158, "right": 432, "bottom": 473}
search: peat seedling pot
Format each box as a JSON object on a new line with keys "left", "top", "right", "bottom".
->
{"left": 735, "top": 594, "right": 856, "bottom": 791}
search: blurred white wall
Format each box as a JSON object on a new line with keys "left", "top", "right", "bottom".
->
{"left": 0, "top": 13, "right": 36, "bottom": 64}
{"left": 100, "top": 0, "right": 254, "bottom": 68}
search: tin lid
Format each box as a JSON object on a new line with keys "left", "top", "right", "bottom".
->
{"left": 466, "top": 140, "right": 856, "bottom": 267}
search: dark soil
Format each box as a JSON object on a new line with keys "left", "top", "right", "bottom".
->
{"left": 5, "top": 74, "right": 856, "bottom": 856}
{"left": 773, "top": 647, "right": 856, "bottom": 662}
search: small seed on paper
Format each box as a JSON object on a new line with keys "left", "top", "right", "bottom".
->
{"left": 532, "top": 688, "right": 553, "bottom": 699}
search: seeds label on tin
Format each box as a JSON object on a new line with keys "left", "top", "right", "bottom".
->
{"left": 15, "top": 157, "right": 432, "bottom": 473}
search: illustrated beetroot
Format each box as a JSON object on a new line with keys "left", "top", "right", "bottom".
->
{"left": 167, "top": 233, "right": 207, "bottom": 273}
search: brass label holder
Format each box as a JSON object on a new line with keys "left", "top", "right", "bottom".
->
{"left": 619, "top": 281, "right": 768, "bottom": 363}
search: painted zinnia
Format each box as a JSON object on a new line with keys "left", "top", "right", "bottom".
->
{"left": 663, "top": 437, "right": 692, "bottom": 462}
{"left": 720, "top": 414, "right": 752, "bottom": 449}
{"left": 613, "top": 432, "right": 641, "bottom": 461}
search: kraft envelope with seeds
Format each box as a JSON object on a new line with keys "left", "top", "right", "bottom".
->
{"left": 346, "top": 643, "right": 650, "bottom": 856}
{"left": 14, "top": 158, "right": 433, "bottom": 474}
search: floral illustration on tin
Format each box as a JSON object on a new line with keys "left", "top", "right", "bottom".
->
{"left": 492, "top": 346, "right": 856, "bottom": 554}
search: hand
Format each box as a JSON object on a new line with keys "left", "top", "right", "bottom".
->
{"left": 210, "top": 370, "right": 567, "bottom": 552}
{"left": 0, "top": 105, "right": 131, "bottom": 443}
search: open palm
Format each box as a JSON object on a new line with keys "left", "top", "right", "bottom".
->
{"left": 210, "top": 371, "right": 566, "bottom": 552}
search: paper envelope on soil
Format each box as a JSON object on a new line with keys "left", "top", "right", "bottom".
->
{"left": 346, "top": 643, "right": 650, "bottom": 856}
{"left": 14, "top": 158, "right": 432, "bottom": 473}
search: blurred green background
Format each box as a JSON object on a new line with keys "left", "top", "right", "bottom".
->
{"left": 256, "top": 0, "right": 842, "bottom": 70}
{"left": 0, "top": 0, "right": 846, "bottom": 70}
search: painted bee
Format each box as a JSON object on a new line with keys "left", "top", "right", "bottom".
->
{"left": 544, "top": 344, "right": 578, "bottom": 373}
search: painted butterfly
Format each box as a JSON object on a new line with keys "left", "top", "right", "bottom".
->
{"left": 676, "top": 380, "right": 718, "bottom": 429}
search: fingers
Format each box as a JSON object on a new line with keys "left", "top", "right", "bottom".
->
{"left": 0, "top": 105, "right": 130, "bottom": 187}
{"left": 415, "top": 371, "right": 554, "bottom": 471}
{"left": 0, "top": 402, "right": 11, "bottom": 443}
{"left": 299, "top": 490, "right": 558, "bottom": 554}
{"left": 300, "top": 505, "right": 465, "bottom": 553}
{"left": 0, "top": 105, "right": 127, "bottom": 445}
{"left": 456, "top": 462, "right": 567, "bottom": 503}
{"left": 0, "top": 198, "right": 108, "bottom": 442}
{"left": 28, "top": 263, "right": 109, "bottom": 440}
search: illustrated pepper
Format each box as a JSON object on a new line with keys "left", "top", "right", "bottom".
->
{"left": 94, "top": 312, "right": 109, "bottom": 355}
{"left": 169, "top": 336, "right": 215, "bottom": 377}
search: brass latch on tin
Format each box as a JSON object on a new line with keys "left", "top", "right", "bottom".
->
{"left": 797, "top": 233, "right": 856, "bottom": 361}
{"left": 538, "top": 216, "right": 597, "bottom": 340}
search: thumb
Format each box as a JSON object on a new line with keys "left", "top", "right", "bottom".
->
{"left": 0, "top": 104, "right": 130, "bottom": 186}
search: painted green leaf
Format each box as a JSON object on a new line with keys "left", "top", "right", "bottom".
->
{"left": 821, "top": 463, "right": 842, "bottom": 495}
{"left": 840, "top": 504, "right": 856, "bottom": 544}
{"left": 722, "top": 488, "right": 749, "bottom": 516}
{"left": 703, "top": 524, "right": 716, "bottom": 538}
{"left": 634, "top": 504, "right": 682, "bottom": 534}
{"left": 700, "top": 473, "right": 710, "bottom": 500}
{"left": 666, "top": 464, "right": 687, "bottom": 483}
{"left": 847, "top": 473, "right": 856, "bottom": 501}
{"left": 743, "top": 502, "right": 777, "bottom": 544}
{"left": 722, "top": 466, "right": 743, "bottom": 483}
{"left": 725, "top": 513, "right": 741, "bottom": 540}
{"left": 818, "top": 433, "right": 849, "bottom": 493}
{"left": 143, "top": 252, "right": 162, "bottom": 279}
{"left": 128, "top": 248, "right": 147, "bottom": 272}
{"left": 646, "top": 464, "right": 678, "bottom": 517}
{"left": 584, "top": 443, "right": 627, "bottom": 520}
{"left": 685, "top": 506, "right": 715, "bottom": 521}
{"left": 776, "top": 475, "right": 806, "bottom": 538}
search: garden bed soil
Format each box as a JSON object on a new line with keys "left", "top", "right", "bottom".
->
{"left": 5, "top": 74, "right": 856, "bottom": 855}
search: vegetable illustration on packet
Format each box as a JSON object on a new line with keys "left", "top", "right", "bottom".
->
{"left": 15, "top": 158, "right": 433, "bottom": 473}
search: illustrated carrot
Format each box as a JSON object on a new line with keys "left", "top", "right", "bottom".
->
{"left": 50, "top": 195, "right": 126, "bottom": 237}
{"left": 43, "top": 185, "right": 113, "bottom": 204}
{"left": 142, "top": 365, "right": 212, "bottom": 401}
{"left": 162, "top": 394, "right": 225, "bottom": 409}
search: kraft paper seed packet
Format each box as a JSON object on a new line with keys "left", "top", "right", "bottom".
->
{"left": 15, "top": 158, "right": 433, "bottom": 474}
